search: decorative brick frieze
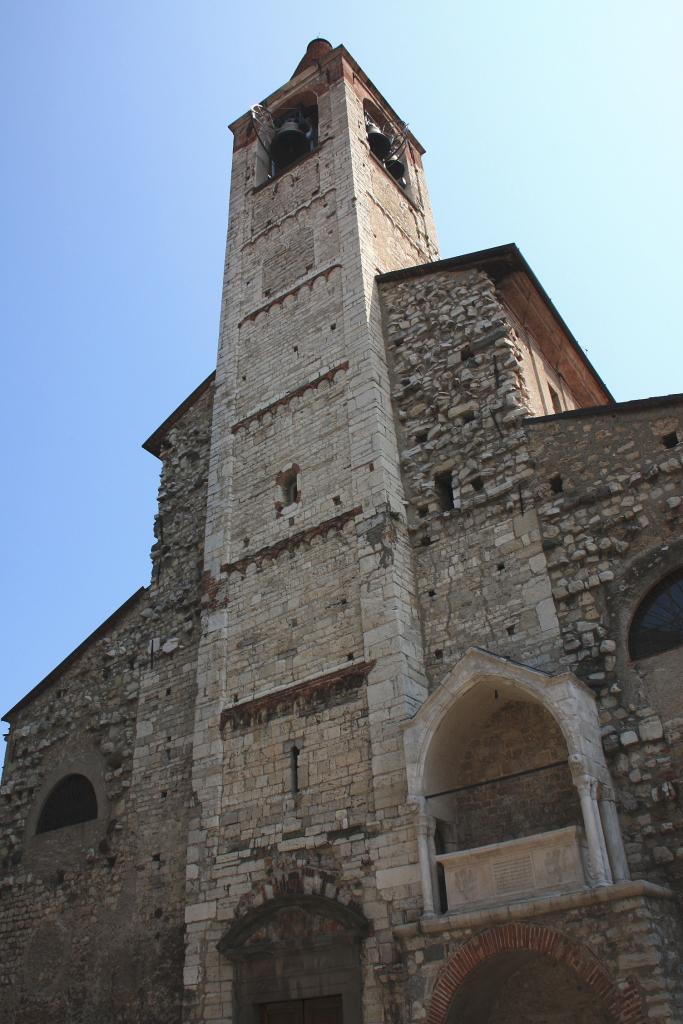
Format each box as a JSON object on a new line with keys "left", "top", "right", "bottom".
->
{"left": 220, "top": 504, "right": 362, "bottom": 576}
{"left": 231, "top": 362, "right": 349, "bottom": 434}
{"left": 245, "top": 187, "right": 337, "bottom": 248}
{"left": 219, "top": 659, "right": 376, "bottom": 731}
{"left": 238, "top": 262, "right": 342, "bottom": 326}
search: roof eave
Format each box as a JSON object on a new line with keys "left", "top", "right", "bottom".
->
{"left": 377, "top": 243, "right": 614, "bottom": 404}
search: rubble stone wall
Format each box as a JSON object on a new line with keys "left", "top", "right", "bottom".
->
{"left": 378, "top": 267, "right": 565, "bottom": 685}
{"left": 527, "top": 401, "right": 683, "bottom": 890}
{"left": 0, "top": 385, "right": 213, "bottom": 1024}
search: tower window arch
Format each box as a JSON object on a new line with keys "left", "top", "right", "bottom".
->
{"left": 36, "top": 773, "right": 98, "bottom": 834}
{"left": 629, "top": 568, "right": 683, "bottom": 660}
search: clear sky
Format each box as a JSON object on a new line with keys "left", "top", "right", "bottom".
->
{"left": 1, "top": 1, "right": 681, "bottom": 743}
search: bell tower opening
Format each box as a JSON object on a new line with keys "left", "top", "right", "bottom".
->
{"left": 270, "top": 100, "right": 318, "bottom": 177}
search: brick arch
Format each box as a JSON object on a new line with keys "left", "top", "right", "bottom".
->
{"left": 427, "top": 923, "right": 645, "bottom": 1024}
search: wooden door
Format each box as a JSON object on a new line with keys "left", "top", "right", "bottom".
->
{"left": 304, "top": 996, "right": 343, "bottom": 1024}
{"left": 260, "top": 995, "right": 342, "bottom": 1024}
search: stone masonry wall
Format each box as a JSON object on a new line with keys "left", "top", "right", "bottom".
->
{"left": 183, "top": 48, "right": 440, "bottom": 1023}
{"left": 396, "top": 891, "right": 683, "bottom": 1023}
{"left": 0, "top": 384, "right": 213, "bottom": 1024}
{"left": 527, "top": 401, "right": 683, "bottom": 890}
{"left": 378, "top": 267, "right": 564, "bottom": 688}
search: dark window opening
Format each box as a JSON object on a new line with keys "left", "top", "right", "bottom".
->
{"left": 548, "top": 385, "right": 562, "bottom": 414}
{"left": 471, "top": 476, "right": 484, "bottom": 493}
{"left": 662, "top": 431, "right": 679, "bottom": 449}
{"left": 629, "top": 568, "right": 683, "bottom": 660}
{"left": 550, "top": 474, "right": 564, "bottom": 494}
{"left": 364, "top": 109, "right": 408, "bottom": 189}
{"left": 36, "top": 774, "right": 97, "bottom": 834}
{"left": 434, "top": 471, "right": 454, "bottom": 510}
{"left": 290, "top": 746, "right": 300, "bottom": 795}
{"left": 280, "top": 468, "right": 299, "bottom": 507}
{"left": 270, "top": 104, "right": 318, "bottom": 177}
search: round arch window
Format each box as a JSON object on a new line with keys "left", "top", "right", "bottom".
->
{"left": 629, "top": 568, "right": 683, "bottom": 660}
{"left": 36, "top": 773, "right": 98, "bottom": 834}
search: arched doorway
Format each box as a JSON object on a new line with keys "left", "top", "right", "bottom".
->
{"left": 446, "top": 953, "right": 611, "bottom": 1022}
{"left": 217, "top": 894, "right": 368, "bottom": 1024}
{"left": 427, "top": 924, "right": 645, "bottom": 1024}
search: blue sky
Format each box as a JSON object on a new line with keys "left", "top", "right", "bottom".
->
{"left": 1, "top": 1, "right": 681, "bottom": 739}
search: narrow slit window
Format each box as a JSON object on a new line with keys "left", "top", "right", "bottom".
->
{"left": 279, "top": 466, "right": 299, "bottom": 507}
{"left": 290, "top": 746, "right": 300, "bottom": 794}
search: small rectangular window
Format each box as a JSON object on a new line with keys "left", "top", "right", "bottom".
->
{"left": 434, "top": 471, "right": 454, "bottom": 510}
{"left": 548, "top": 385, "right": 562, "bottom": 414}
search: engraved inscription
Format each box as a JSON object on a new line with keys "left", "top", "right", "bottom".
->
{"left": 492, "top": 855, "right": 534, "bottom": 895}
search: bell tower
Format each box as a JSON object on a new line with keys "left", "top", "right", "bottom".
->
{"left": 184, "top": 41, "right": 439, "bottom": 1022}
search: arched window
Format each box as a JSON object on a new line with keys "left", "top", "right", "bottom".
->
{"left": 36, "top": 773, "right": 98, "bottom": 833}
{"left": 630, "top": 568, "right": 683, "bottom": 660}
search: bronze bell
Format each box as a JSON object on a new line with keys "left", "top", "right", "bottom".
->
{"left": 385, "top": 154, "right": 406, "bottom": 184}
{"left": 366, "top": 118, "right": 391, "bottom": 160}
{"left": 271, "top": 117, "right": 311, "bottom": 170}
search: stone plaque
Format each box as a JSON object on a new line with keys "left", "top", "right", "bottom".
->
{"left": 492, "top": 854, "right": 534, "bottom": 895}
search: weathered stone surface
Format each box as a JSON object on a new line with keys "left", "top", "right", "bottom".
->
{"left": 2, "top": 39, "right": 683, "bottom": 1024}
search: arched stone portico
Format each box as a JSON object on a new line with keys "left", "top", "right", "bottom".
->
{"left": 403, "top": 649, "right": 628, "bottom": 916}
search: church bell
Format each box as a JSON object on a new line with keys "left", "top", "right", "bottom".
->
{"left": 365, "top": 117, "right": 391, "bottom": 161}
{"left": 270, "top": 115, "right": 312, "bottom": 170}
{"left": 385, "top": 153, "right": 406, "bottom": 185}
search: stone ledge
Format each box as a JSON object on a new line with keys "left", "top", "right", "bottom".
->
{"left": 392, "top": 879, "right": 677, "bottom": 939}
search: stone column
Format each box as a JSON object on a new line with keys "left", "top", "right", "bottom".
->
{"left": 570, "top": 755, "right": 612, "bottom": 886}
{"left": 415, "top": 801, "right": 436, "bottom": 917}
{"left": 599, "top": 785, "right": 630, "bottom": 882}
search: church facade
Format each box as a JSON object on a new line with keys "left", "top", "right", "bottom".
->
{"left": 2, "top": 39, "right": 683, "bottom": 1024}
